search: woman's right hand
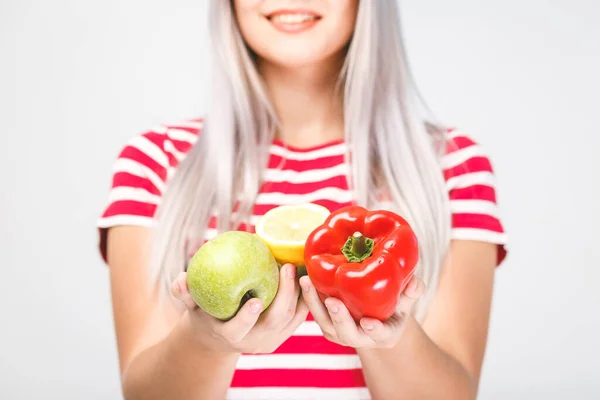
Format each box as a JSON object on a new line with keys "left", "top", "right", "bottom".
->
{"left": 171, "top": 263, "right": 308, "bottom": 354}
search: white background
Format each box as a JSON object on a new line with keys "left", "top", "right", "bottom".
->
{"left": 1, "top": 0, "right": 599, "bottom": 399}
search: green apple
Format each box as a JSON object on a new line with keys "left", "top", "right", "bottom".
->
{"left": 186, "top": 231, "right": 280, "bottom": 320}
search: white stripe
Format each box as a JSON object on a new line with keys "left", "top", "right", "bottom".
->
{"left": 226, "top": 387, "right": 370, "bottom": 400}
{"left": 166, "top": 127, "right": 200, "bottom": 144}
{"left": 129, "top": 135, "right": 169, "bottom": 168}
{"left": 97, "top": 215, "right": 155, "bottom": 228}
{"left": 270, "top": 143, "right": 346, "bottom": 161}
{"left": 441, "top": 143, "right": 486, "bottom": 170}
{"left": 447, "top": 130, "right": 468, "bottom": 141}
{"left": 236, "top": 354, "right": 361, "bottom": 370}
{"left": 113, "top": 158, "right": 166, "bottom": 193}
{"left": 148, "top": 125, "right": 169, "bottom": 134}
{"left": 108, "top": 186, "right": 161, "bottom": 205}
{"left": 293, "top": 321, "right": 324, "bottom": 336}
{"left": 450, "top": 199, "right": 499, "bottom": 218}
{"left": 445, "top": 171, "right": 496, "bottom": 191}
{"left": 204, "top": 228, "right": 218, "bottom": 240}
{"left": 451, "top": 228, "right": 508, "bottom": 245}
{"left": 263, "top": 164, "right": 349, "bottom": 184}
{"left": 164, "top": 140, "right": 186, "bottom": 162}
{"left": 255, "top": 187, "right": 353, "bottom": 205}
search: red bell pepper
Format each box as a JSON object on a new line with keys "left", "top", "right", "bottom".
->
{"left": 303, "top": 205, "right": 419, "bottom": 321}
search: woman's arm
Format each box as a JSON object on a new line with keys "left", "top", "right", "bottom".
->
{"left": 107, "top": 226, "right": 238, "bottom": 400}
{"left": 357, "top": 240, "right": 497, "bottom": 400}
{"left": 300, "top": 239, "right": 497, "bottom": 400}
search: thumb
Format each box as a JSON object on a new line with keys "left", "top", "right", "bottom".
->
{"left": 218, "top": 298, "right": 263, "bottom": 344}
{"left": 170, "top": 272, "right": 199, "bottom": 310}
{"left": 396, "top": 276, "right": 425, "bottom": 314}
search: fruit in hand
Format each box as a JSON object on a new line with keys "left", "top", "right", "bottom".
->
{"left": 255, "top": 203, "right": 330, "bottom": 266}
{"left": 304, "top": 205, "right": 419, "bottom": 321}
{"left": 186, "top": 231, "right": 280, "bottom": 320}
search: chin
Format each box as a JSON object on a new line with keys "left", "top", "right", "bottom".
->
{"left": 240, "top": 20, "right": 352, "bottom": 71}
{"left": 260, "top": 48, "right": 337, "bottom": 69}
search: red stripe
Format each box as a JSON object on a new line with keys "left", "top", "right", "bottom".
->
{"left": 273, "top": 335, "right": 356, "bottom": 355}
{"left": 267, "top": 154, "right": 345, "bottom": 171}
{"left": 142, "top": 132, "right": 190, "bottom": 168}
{"left": 169, "top": 137, "right": 196, "bottom": 153}
{"left": 165, "top": 151, "right": 177, "bottom": 169}
{"left": 445, "top": 135, "right": 476, "bottom": 153}
{"left": 231, "top": 368, "right": 366, "bottom": 388}
{"left": 102, "top": 200, "right": 157, "bottom": 219}
{"left": 443, "top": 156, "right": 493, "bottom": 180}
{"left": 452, "top": 213, "right": 503, "bottom": 233}
{"left": 252, "top": 200, "right": 353, "bottom": 217}
{"left": 142, "top": 131, "right": 167, "bottom": 148}
{"left": 450, "top": 185, "right": 497, "bottom": 203}
{"left": 260, "top": 176, "right": 350, "bottom": 195}
{"left": 119, "top": 146, "right": 167, "bottom": 181}
{"left": 112, "top": 172, "right": 162, "bottom": 195}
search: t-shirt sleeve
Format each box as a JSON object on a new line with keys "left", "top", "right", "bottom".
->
{"left": 96, "top": 122, "right": 201, "bottom": 263}
{"left": 443, "top": 130, "right": 508, "bottom": 265}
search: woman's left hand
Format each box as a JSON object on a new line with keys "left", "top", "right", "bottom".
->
{"left": 299, "top": 275, "right": 426, "bottom": 349}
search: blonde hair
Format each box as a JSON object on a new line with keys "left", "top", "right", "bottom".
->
{"left": 151, "top": 0, "right": 451, "bottom": 321}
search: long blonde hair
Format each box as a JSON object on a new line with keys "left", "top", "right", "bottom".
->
{"left": 151, "top": 0, "right": 451, "bottom": 321}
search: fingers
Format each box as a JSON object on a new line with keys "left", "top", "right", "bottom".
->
{"left": 324, "top": 297, "right": 368, "bottom": 346}
{"left": 356, "top": 277, "right": 424, "bottom": 346}
{"left": 281, "top": 295, "right": 310, "bottom": 336}
{"left": 261, "top": 264, "right": 300, "bottom": 330}
{"left": 170, "top": 272, "right": 198, "bottom": 310}
{"left": 396, "top": 276, "right": 426, "bottom": 314}
{"left": 218, "top": 297, "right": 264, "bottom": 343}
{"left": 359, "top": 315, "right": 402, "bottom": 345}
{"left": 299, "top": 276, "right": 335, "bottom": 337}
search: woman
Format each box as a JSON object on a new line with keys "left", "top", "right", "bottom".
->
{"left": 97, "top": 1, "right": 507, "bottom": 399}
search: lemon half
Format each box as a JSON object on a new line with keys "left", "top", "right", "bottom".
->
{"left": 255, "top": 203, "right": 330, "bottom": 266}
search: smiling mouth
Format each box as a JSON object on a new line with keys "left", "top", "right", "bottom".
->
{"left": 269, "top": 13, "right": 320, "bottom": 24}
{"left": 266, "top": 10, "right": 322, "bottom": 32}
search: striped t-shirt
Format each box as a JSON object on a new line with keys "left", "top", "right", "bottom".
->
{"left": 97, "top": 118, "right": 507, "bottom": 400}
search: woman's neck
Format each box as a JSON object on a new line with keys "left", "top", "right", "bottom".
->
{"left": 259, "top": 58, "right": 345, "bottom": 148}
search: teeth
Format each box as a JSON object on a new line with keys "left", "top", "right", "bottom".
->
{"left": 271, "top": 14, "right": 317, "bottom": 24}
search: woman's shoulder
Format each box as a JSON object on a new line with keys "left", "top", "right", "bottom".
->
{"left": 96, "top": 118, "right": 203, "bottom": 262}
{"left": 439, "top": 127, "right": 498, "bottom": 187}
{"left": 118, "top": 118, "right": 204, "bottom": 172}
{"left": 437, "top": 127, "right": 508, "bottom": 264}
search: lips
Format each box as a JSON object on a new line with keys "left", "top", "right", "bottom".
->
{"left": 265, "top": 9, "right": 322, "bottom": 33}
{"left": 269, "top": 13, "right": 319, "bottom": 24}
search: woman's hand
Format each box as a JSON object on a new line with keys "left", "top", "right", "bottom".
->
{"left": 299, "top": 275, "right": 425, "bottom": 349}
{"left": 171, "top": 263, "right": 308, "bottom": 354}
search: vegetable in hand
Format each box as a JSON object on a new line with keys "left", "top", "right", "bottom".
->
{"left": 303, "top": 205, "right": 419, "bottom": 321}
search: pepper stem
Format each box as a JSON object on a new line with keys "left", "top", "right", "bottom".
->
{"left": 341, "top": 231, "right": 375, "bottom": 263}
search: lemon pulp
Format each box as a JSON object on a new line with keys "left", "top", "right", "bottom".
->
{"left": 255, "top": 203, "right": 330, "bottom": 266}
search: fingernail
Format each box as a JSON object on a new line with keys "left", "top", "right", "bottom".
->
{"left": 301, "top": 284, "right": 310, "bottom": 293}
{"left": 325, "top": 301, "right": 338, "bottom": 314}
{"left": 363, "top": 324, "right": 373, "bottom": 331}
{"left": 250, "top": 301, "right": 262, "bottom": 313}
{"left": 286, "top": 265, "right": 295, "bottom": 279}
